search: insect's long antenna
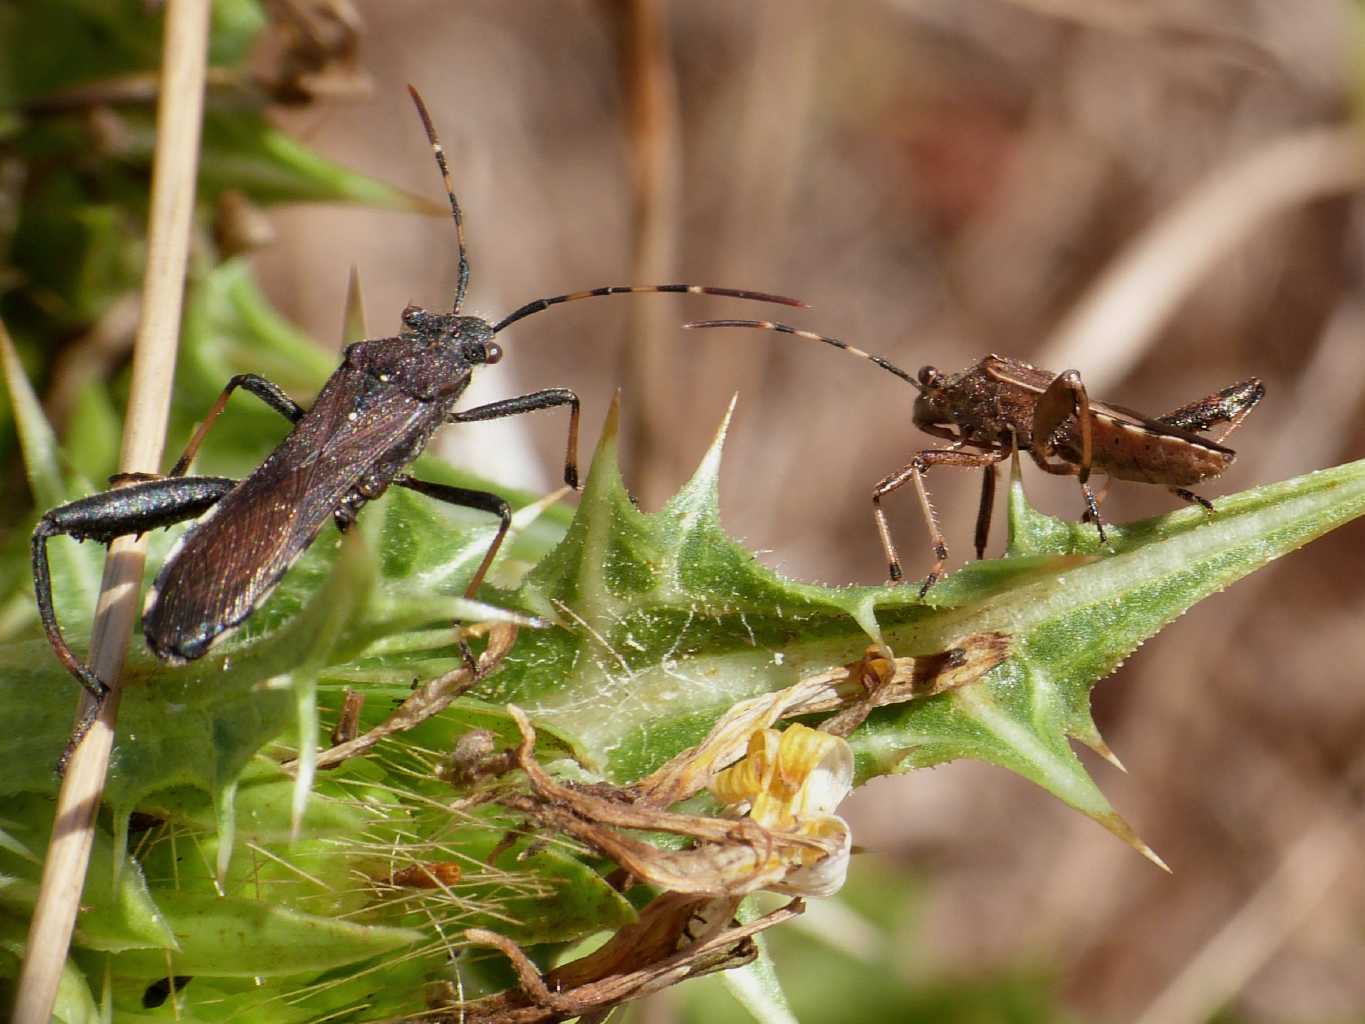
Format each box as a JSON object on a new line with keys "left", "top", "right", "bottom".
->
{"left": 408, "top": 85, "right": 470, "bottom": 314}
{"left": 492, "top": 286, "right": 807, "bottom": 336}
{"left": 684, "top": 319, "right": 923, "bottom": 392}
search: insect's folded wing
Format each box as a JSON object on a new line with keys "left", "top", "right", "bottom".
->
{"left": 1088, "top": 400, "right": 1236, "bottom": 454}
{"left": 142, "top": 468, "right": 324, "bottom": 661}
{"left": 143, "top": 383, "right": 428, "bottom": 662}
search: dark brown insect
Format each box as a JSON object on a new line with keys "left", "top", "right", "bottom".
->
{"left": 685, "top": 319, "right": 1264, "bottom": 593}
{"left": 32, "top": 88, "right": 804, "bottom": 755}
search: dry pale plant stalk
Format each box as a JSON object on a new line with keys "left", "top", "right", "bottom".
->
{"left": 613, "top": 0, "right": 684, "bottom": 505}
{"left": 14, "top": 3, "right": 211, "bottom": 1021}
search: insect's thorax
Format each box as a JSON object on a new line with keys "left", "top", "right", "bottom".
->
{"left": 916, "top": 363, "right": 1037, "bottom": 449}
{"left": 345, "top": 328, "right": 481, "bottom": 404}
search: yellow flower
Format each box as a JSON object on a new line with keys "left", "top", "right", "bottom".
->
{"left": 710, "top": 723, "right": 853, "bottom": 896}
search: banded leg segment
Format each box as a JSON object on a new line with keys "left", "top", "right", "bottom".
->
{"left": 451, "top": 388, "right": 581, "bottom": 489}
{"left": 169, "top": 374, "right": 305, "bottom": 477}
{"left": 872, "top": 448, "right": 1005, "bottom": 594}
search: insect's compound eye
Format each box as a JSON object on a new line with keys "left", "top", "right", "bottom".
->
{"left": 917, "top": 366, "right": 941, "bottom": 388}
{"left": 461, "top": 338, "right": 501, "bottom": 364}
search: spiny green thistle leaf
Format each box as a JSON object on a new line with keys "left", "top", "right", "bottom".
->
{"left": 494, "top": 400, "right": 1365, "bottom": 862}
{"left": 0, "top": 795, "right": 174, "bottom": 954}
{"left": 9, "top": 311, "right": 1365, "bottom": 1014}
{"left": 0, "top": 526, "right": 376, "bottom": 806}
{"left": 95, "top": 891, "right": 424, "bottom": 978}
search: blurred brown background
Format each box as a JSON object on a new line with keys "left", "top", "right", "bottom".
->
{"left": 253, "top": 2, "right": 1364, "bottom": 1020}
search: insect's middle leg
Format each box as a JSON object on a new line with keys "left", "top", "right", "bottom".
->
{"left": 1029, "top": 369, "right": 1107, "bottom": 541}
{"left": 450, "top": 388, "right": 581, "bottom": 489}
{"left": 974, "top": 462, "right": 997, "bottom": 561}
{"left": 873, "top": 448, "right": 1006, "bottom": 594}
{"left": 395, "top": 476, "right": 513, "bottom": 599}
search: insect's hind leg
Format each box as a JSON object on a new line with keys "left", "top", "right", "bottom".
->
{"left": 1027, "top": 369, "right": 1110, "bottom": 542}
{"left": 33, "top": 475, "right": 236, "bottom": 764}
{"left": 873, "top": 448, "right": 1005, "bottom": 595}
{"left": 1158, "top": 379, "right": 1265, "bottom": 443}
{"left": 1170, "top": 487, "right": 1215, "bottom": 512}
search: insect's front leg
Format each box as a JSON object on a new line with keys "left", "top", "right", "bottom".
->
{"left": 873, "top": 448, "right": 1006, "bottom": 595}
{"left": 450, "top": 388, "right": 581, "bottom": 489}
{"left": 1029, "top": 369, "right": 1106, "bottom": 541}
{"left": 32, "top": 476, "right": 237, "bottom": 761}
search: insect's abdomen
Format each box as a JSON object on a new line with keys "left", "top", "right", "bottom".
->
{"left": 1065, "top": 419, "right": 1233, "bottom": 486}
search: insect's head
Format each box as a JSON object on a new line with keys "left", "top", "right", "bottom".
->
{"left": 911, "top": 365, "right": 952, "bottom": 429}
{"left": 401, "top": 305, "right": 503, "bottom": 365}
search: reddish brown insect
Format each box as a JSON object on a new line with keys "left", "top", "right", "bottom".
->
{"left": 386, "top": 862, "right": 463, "bottom": 889}
{"left": 685, "top": 319, "right": 1264, "bottom": 593}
